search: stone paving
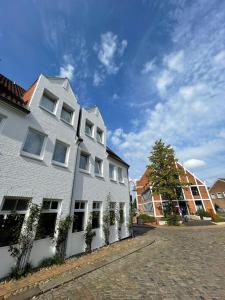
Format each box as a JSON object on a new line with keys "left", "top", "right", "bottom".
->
{"left": 36, "top": 226, "right": 225, "bottom": 300}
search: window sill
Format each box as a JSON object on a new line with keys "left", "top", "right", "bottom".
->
{"left": 119, "top": 181, "right": 125, "bottom": 185}
{"left": 52, "top": 160, "right": 68, "bottom": 169}
{"left": 85, "top": 133, "right": 95, "bottom": 141}
{"left": 39, "top": 105, "right": 57, "bottom": 117}
{"left": 20, "top": 151, "right": 44, "bottom": 162}
{"left": 79, "top": 169, "right": 91, "bottom": 175}
{"left": 60, "top": 118, "right": 74, "bottom": 128}
{"left": 95, "top": 174, "right": 105, "bottom": 180}
{"left": 97, "top": 141, "right": 105, "bottom": 147}
{"left": 110, "top": 178, "right": 117, "bottom": 183}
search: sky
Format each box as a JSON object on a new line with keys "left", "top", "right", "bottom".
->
{"left": 1, "top": 0, "right": 225, "bottom": 185}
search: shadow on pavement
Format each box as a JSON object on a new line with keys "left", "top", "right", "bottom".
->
{"left": 133, "top": 224, "right": 156, "bottom": 236}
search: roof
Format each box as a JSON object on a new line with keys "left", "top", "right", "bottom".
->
{"left": 106, "top": 146, "right": 129, "bottom": 168}
{"left": 0, "top": 74, "right": 30, "bottom": 113}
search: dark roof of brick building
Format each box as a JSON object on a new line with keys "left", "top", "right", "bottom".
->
{"left": 106, "top": 146, "right": 129, "bottom": 168}
{"left": 0, "top": 74, "right": 30, "bottom": 113}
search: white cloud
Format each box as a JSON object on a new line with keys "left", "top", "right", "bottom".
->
{"left": 93, "top": 72, "right": 103, "bottom": 86}
{"left": 58, "top": 55, "right": 75, "bottom": 81}
{"left": 141, "top": 59, "right": 155, "bottom": 74}
{"left": 183, "top": 159, "right": 206, "bottom": 169}
{"left": 94, "top": 31, "right": 127, "bottom": 75}
{"left": 112, "top": 93, "right": 119, "bottom": 100}
{"left": 164, "top": 50, "right": 184, "bottom": 73}
{"left": 155, "top": 70, "right": 173, "bottom": 94}
{"left": 213, "top": 50, "right": 225, "bottom": 67}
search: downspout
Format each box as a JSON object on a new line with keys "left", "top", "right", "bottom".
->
{"left": 66, "top": 107, "right": 83, "bottom": 257}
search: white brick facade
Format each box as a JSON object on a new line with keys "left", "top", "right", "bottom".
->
{"left": 0, "top": 75, "right": 130, "bottom": 279}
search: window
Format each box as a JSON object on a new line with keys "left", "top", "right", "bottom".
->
{"left": 0, "top": 197, "right": 29, "bottom": 247}
{"left": 191, "top": 186, "right": 200, "bottom": 197}
{"left": 211, "top": 193, "right": 216, "bottom": 199}
{"left": 109, "top": 164, "right": 116, "bottom": 180}
{"left": 40, "top": 93, "right": 57, "bottom": 113}
{"left": 22, "top": 129, "right": 45, "bottom": 157}
{"left": 176, "top": 188, "right": 184, "bottom": 200}
{"left": 61, "top": 104, "right": 73, "bottom": 124}
{"left": 52, "top": 140, "right": 69, "bottom": 165}
{"left": 217, "top": 192, "right": 223, "bottom": 199}
{"left": 96, "top": 128, "right": 103, "bottom": 144}
{"left": 119, "top": 203, "right": 125, "bottom": 224}
{"left": 85, "top": 120, "right": 93, "bottom": 137}
{"left": 142, "top": 189, "right": 152, "bottom": 202}
{"left": 95, "top": 158, "right": 103, "bottom": 176}
{"left": 118, "top": 167, "right": 123, "bottom": 182}
{"left": 109, "top": 202, "right": 116, "bottom": 225}
{"left": 72, "top": 201, "right": 86, "bottom": 232}
{"left": 92, "top": 202, "right": 101, "bottom": 229}
{"left": 79, "top": 152, "right": 90, "bottom": 171}
{"left": 35, "top": 200, "right": 59, "bottom": 240}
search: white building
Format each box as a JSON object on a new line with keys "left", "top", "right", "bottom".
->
{"left": 0, "top": 73, "right": 130, "bottom": 279}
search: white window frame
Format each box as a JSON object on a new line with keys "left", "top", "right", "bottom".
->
{"left": 118, "top": 167, "right": 124, "bottom": 183}
{"left": 217, "top": 192, "right": 223, "bottom": 199}
{"left": 109, "top": 163, "right": 116, "bottom": 181}
{"left": 85, "top": 119, "right": 94, "bottom": 138}
{"left": 39, "top": 90, "right": 58, "bottom": 115}
{"left": 72, "top": 201, "right": 86, "bottom": 233}
{"left": 95, "top": 157, "right": 103, "bottom": 177}
{"left": 96, "top": 127, "right": 104, "bottom": 144}
{"left": 21, "top": 128, "right": 47, "bottom": 161}
{"left": 0, "top": 197, "right": 30, "bottom": 214}
{"left": 60, "top": 103, "right": 74, "bottom": 125}
{"left": 79, "top": 151, "right": 90, "bottom": 173}
{"left": 52, "top": 139, "right": 70, "bottom": 168}
{"left": 211, "top": 193, "right": 216, "bottom": 199}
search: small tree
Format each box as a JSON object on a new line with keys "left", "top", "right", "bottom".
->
{"left": 103, "top": 193, "right": 111, "bottom": 245}
{"left": 148, "top": 140, "right": 186, "bottom": 225}
{"left": 84, "top": 216, "right": 96, "bottom": 253}
{"left": 9, "top": 203, "right": 40, "bottom": 277}
{"left": 55, "top": 216, "right": 72, "bottom": 261}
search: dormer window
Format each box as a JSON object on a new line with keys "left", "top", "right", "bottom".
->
{"left": 97, "top": 127, "right": 103, "bottom": 144}
{"left": 85, "top": 120, "right": 93, "bottom": 137}
{"left": 61, "top": 104, "right": 74, "bottom": 124}
{"left": 40, "top": 92, "right": 57, "bottom": 114}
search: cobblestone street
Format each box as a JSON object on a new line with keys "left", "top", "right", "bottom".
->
{"left": 36, "top": 226, "right": 225, "bottom": 300}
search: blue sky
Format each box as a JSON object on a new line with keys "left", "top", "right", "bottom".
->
{"left": 1, "top": 0, "right": 225, "bottom": 185}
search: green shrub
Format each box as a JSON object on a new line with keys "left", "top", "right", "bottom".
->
{"left": 10, "top": 263, "right": 32, "bottom": 279}
{"left": 39, "top": 255, "right": 63, "bottom": 268}
{"left": 196, "top": 209, "right": 211, "bottom": 219}
{"left": 139, "top": 214, "right": 155, "bottom": 223}
{"left": 213, "top": 214, "right": 225, "bottom": 223}
{"left": 166, "top": 214, "right": 180, "bottom": 226}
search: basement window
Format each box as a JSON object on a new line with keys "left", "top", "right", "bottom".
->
{"left": 35, "top": 200, "right": 59, "bottom": 240}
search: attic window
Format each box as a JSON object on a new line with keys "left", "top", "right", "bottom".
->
{"left": 40, "top": 92, "right": 57, "bottom": 114}
{"left": 61, "top": 104, "right": 74, "bottom": 124}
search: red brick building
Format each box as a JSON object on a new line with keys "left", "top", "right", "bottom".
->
{"left": 136, "top": 162, "right": 215, "bottom": 219}
{"left": 209, "top": 179, "right": 225, "bottom": 211}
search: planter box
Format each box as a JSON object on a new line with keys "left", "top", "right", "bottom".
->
{"left": 203, "top": 217, "right": 212, "bottom": 221}
{"left": 189, "top": 215, "right": 201, "bottom": 220}
{"left": 158, "top": 220, "right": 167, "bottom": 225}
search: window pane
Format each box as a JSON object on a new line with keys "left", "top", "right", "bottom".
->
{"left": 80, "top": 202, "right": 85, "bottom": 209}
{"left": 72, "top": 212, "right": 84, "bottom": 232}
{"left": 61, "top": 107, "right": 72, "bottom": 123}
{"left": 51, "top": 201, "right": 58, "bottom": 209}
{"left": 23, "top": 130, "right": 45, "bottom": 156}
{"left": 95, "top": 159, "right": 102, "bottom": 175}
{"left": 35, "top": 213, "right": 57, "bottom": 239}
{"left": 42, "top": 200, "right": 50, "bottom": 210}
{"left": 53, "top": 141, "right": 68, "bottom": 163}
{"left": 2, "top": 198, "right": 16, "bottom": 211}
{"left": 85, "top": 122, "right": 93, "bottom": 136}
{"left": 118, "top": 168, "right": 123, "bottom": 182}
{"left": 97, "top": 129, "right": 103, "bottom": 143}
{"left": 79, "top": 153, "right": 88, "bottom": 170}
{"left": 0, "top": 214, "right": 25, "bottom": 246}
{"left": 16, "top": 199, "right": 29, "bottom": 211}
{"left": 191, "top": 186, "right": 199, "bottom": 196}
{"left": 41, "top": 95, "right": 56, "bottom": 112}
{"left": 75, "top": 202, "right": 80, "bottom": 209}
{"left": 92, "top": 211, "right": 100, "bottom": 229}
{"left": 109, "top": 164, "right": 114, "bottom": 179}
